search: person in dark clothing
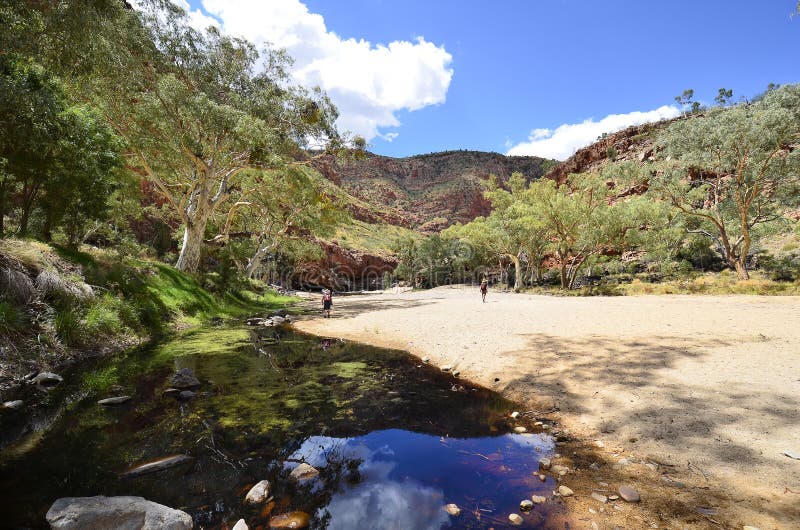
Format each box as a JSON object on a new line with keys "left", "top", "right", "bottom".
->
{"left": 480, "top": 278, "right": 488, "bottom": 302}
{"left": 322, "top": 289, "right": 333, "bottom": 318}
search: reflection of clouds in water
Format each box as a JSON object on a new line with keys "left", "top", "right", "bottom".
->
{"left": 323, "top": 478, "right": 449, "bottom": 530}
{"left": 504, "top": 433, "right": 555, "bottom": 454}
{"left": 292, "top": 436, "right": 449, "bottom": 530}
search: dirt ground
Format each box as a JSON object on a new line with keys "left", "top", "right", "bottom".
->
{"left": 294, "top": 286, "right": 800, "bottom": 529}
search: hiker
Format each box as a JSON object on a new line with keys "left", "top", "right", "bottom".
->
{"left": 480, "top": 278, "right": 488, "bottom": 302}
{"left": 322, "top": 289, "right": 333, "bottom": 318}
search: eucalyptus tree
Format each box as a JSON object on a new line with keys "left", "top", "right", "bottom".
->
{"left": 652, "top": 84, "right": 800, "bottom": 279}
{"left": 212, "top": 167, "right": 345, "bottom": 278}
{"left": 529, "top": 173, "right": 648, "bottom": 289}
{"left": 81, "top": 1, "right": 343, "bottom": 272}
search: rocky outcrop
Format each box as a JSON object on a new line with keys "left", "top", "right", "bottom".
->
{"left": 543, "top": 119, "right": 681, "bottom": 185}
{"left": 295, "top": 240, "right": 398, "bottom": 290}
{"left": 313, "top": 151, "right": 552, "bottom": 228}
{"left": 46, "top": 496, "right": 192, "bottom": 530}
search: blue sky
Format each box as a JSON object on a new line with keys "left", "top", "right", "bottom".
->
{"left": 182, "top": 1, "right": 800, "bottom": 160}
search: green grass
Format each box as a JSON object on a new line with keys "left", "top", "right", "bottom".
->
{"left": 0, "top": 300, "right": 22, "bottom": 333}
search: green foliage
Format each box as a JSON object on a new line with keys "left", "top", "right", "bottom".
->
{"left": 0, "top": 300, "right": 22, "bottom": 334}
{"left": 652, "top": 84, "right": 800, "bottom": 279}
{"left": 54, "top": 308, "right": 82, "bottom": 346}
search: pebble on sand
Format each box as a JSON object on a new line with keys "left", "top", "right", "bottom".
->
{"left": 557, "top": 485, "right": 574, "bottom": 497}
{"left": 618, "top": 485, "right": 640, "bottom": 502}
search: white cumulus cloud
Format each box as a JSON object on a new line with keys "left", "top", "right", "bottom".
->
{"left": 180, "top": 0, "right": 453, "bottom": 142}
{"left": 506, "top": 105, "right": 681, "bottom": 160}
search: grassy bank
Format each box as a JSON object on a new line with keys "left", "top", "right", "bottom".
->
{"left": 520, "top": 270, "right": 800, "bottom": 296}
{"left": 0, "top": 238, "right": 294, "bottom": 392}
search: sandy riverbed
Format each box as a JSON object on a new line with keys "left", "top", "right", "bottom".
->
{"left": 295, "top": 286, "right": 800, "bottom": 528}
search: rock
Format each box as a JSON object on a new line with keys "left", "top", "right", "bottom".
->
{"left": 2, "top": 400, "right": 24, "bottom": 410}
{"left": 784, "top": 450, "right": 800, "bottom": 460}
{"left": 591, "top": 492, "right": 608, "bottom": 503}
{"left": 441, "top": 365, "right": 452, "bottom": 372}
{"left": 244, "top": 480, "right": 271, "bottom": 504}
{"left": 422, "top": 357, "right": 430, "bottom": 363}
{"left": 171, "top": 369, "right": 200, "bottom": 389}
{"left": 557, "top": 485, "right": 574, "bottom": 497}
{"left": 519, "top": 499, "right": 533, "bottom": 511}
{"left": 97, "top": 396, "right": 131, "bottom": 406}
{"left": 46, "top": 496, "right": 192, "bottom": 529}
{"left": 538, "top": 457, "right": 551, "bottom": 470}
{"left": 444, "top": 503, "right": 461, "bottom": 516}
{"left": 618, "top": 458, "right": 631, "bottom": 466}
{"left": 246, "top": 317, "right": 265, "bottom": 326}
{"left": 514, "top": 426, "right": 527, "bottom": 433}
{"left": 178, "top": 390, "right": 197, "bottom": 400}
{"left": 742, "top": 526, "right": 760, "bottom": 530}
{"left": 618, "top": 485, "right": 640, "bottom": 503}
{"left": 288, "top": 463, "right": 319, "bottom": 482}
{"left": 551, "top": 464, "right": 570, "bottom": 476}
{"left": 34, "top": 372, "right": 63, "bottom": 387}
{"left": 162, "top": 388, "right": 180, "bottom": 397}
{"left": 538, "top": 473, "right": 546, "bottom": 481}
{"left": 120, "top": 455, "right": 194, "bottom": 478}
{"left": 608, "top": 494, "right": 619, "bottom": 501}
{"left": 452, "top": 370, "right": 461, "bottom": 377}
{"left": 531, "top": 495, "right": 546, "bottom": 504}
{"left": 268, "top": 511, "right": 310, "bottom": 529}
{"left": 508, "top": 513, "right": 523, "bottom": 525}
{"left": 510, "top": 411, "right": 520, "bottom": 419}
{"left": 270, "top": 316, "right": 286, "bottom": 325}
{"left": 232, "top": 519, "right": 248, "bottom": 530}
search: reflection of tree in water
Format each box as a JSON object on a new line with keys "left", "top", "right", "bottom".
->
{"left": 0, "top": 325, "right": 540, "bottom": 529}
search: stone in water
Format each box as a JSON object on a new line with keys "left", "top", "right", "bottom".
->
{"left": 269, "top": 511, "right": 310, "bottom": 529}
{"left": 508, "top": 513, "right": 523, "bottom": 525}
{"left": 444, "top": 503, "right": 461, "bottom": 516}
{"left": 289, "top": 463, "right": 319, "bottom": 482}
{"left": 245, "top": 480, "right": 271, "bottom": 504}
{"left": 97, "top": 396, "right": 131, "bottom": 406}
{"left": 531, "top": 495, "right": 546, "bottom": 504}
{"left": 519, "top": 499, "right": 533, "bottom": 511}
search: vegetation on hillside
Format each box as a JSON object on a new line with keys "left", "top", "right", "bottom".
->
{"left": 393, "top": 85, "right": 800, "bottom": 292}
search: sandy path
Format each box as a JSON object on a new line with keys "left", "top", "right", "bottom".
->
{"left": 295, "top": 286, "right": 800, "bottom": 527}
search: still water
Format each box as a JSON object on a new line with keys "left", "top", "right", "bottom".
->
{"left": 0, "top": 325, "right": 563, "bottom": 529}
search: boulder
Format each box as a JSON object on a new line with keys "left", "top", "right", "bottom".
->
{"left": 120, "top": 455, "right": 194, "bottom": 478}
{"left": 268, "top": 511, "right": 310, "bottom": 529}
{"left": 97, "top": 396, "right": 131, "bottom": 406}
{"left": 244, "top": 480, "right": 271, "bottom": 504}
{"left": 288, "top": 463, "right": 319, "bottom": 482}
{"left": 171, "top": 369, "right": 200, "bottom": 389}
{"left": 34, "top": 372, "right": 63, "bottom": 387}
{"left": 46, "top": 496, "right": 192, "bottom": 530}
{"left": 2, "top": 400, "right": 24, "bottom": 410}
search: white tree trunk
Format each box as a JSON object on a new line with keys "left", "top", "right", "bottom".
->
{"left": 175, "top": 220, "right": 207, "bottom": 272}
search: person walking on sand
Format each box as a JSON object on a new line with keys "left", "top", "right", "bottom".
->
{"left": 480, "top": 278, "right": 488, "bottom": 303}
{"left": 322, "top": 289, "right": 333, "bottom": 318}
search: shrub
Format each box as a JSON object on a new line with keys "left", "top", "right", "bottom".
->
{"left": 0, "top": 300, "right": 22, "bottom": 334}
{"left": 54, "top": 309, "right": 82, "bottom": 346}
